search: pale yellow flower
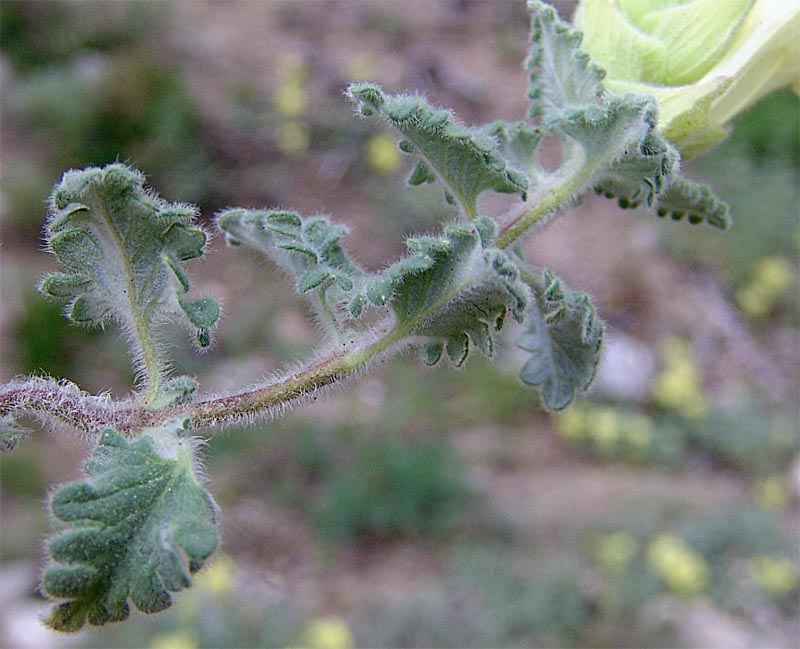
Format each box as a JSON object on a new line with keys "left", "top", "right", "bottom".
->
{"left": 651, "top": 337, "right": 709, "bottom": 419}
{"left": 302, "top": 616, "right": 355, "bottom": 649}
{"left": 594, "top": 531, "right": 638, "bottom": 573}
{"left": 735, "top": 256, "right": 795, "bottom": 319}
{"left": 150, "top": 632, "right": 197, "bottom": 649}
{"left": 647, "top": 534, "right": 710, "bottom": 598}
{"left": 195, "top": 553, "right": 236, "bottom": 596}
{"left": 366, "top": 134, "right": 402, "bottom": 174}
{"left": 751, "top": 555, "right": 799, "bottom": 598}
{"left": 574, "top": 0, "right": 800, "bottom": 157}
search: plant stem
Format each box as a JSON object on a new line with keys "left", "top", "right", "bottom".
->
{"left": 496, "top": 148, "right": 591, "bottom": 248}
{"left": 4, "top": 159, "right": 592, "bottom": 437}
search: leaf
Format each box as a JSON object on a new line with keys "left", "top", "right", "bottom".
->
{"left": 654, "top": 176, "right": 732, "bottom": 229}
{"left": 0, "top": 415, "right": 28, "bottom": 453}
{"left": 526, "top": 2, "right": 729, "bottom": 229}
{"left": 366, "top": 217, "right": 529, "bottom": 366}
{"left": 517, "top": 269, "right": 603, "bottom": 411}
{"left": 216, "top": 208, "right": 364, "bottom": 335}
{"left": 146, "top": 376, "right": 198, "bottom": 410}
{"left": 485, "top": 120, "right": 545, "bottom": 180}
{"left": 527, "top": 0, "right": 606, "bottom": 120}
{"left": 39, "top": 164, "right": 219, "bottom": 367}
{"left": 564, "top": 95, "right": 680, "bottom": 210}
{"left": 347, "top": 83, "right": 528, "bottom": 219}
{"left": 42, "top": 425, "right": 218, "bottom": 632}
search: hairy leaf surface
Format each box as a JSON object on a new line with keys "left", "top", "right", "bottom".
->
{"left": 654, "top": 176, "right": 731, "bottom": 228}
{"left": 527, "top": 0, "right": 606, "bottom": 119}
{"left": 39, "top": 164, "right": 219, "bottom": 361}
{"left": 217, "top": 208, "right": 364, "bottom": 334}
{"left": 526, "top": 1, "right": 729, "bottom": 229}
{"left": 517, "top": 269, "right": 602, "bottom": 411}
{"left": 42, "top": 426, "right": 218, "bottom": 632}
{"left": 347, "top": 83, "right": 528, "bottom": 219}
{"left": 0, "top": 415, "right": 27, "bottom": 453}
{"left": 369, "top": 217, "right": 529, "bottom": 366}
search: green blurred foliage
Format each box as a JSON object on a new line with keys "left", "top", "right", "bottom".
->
{"left": 662, "top": 90, "right": 800, "bottom": 289}
{"left": 13, "top": 293, "right": 96, "bottom": 378}
{"left": 0, "top": 1, "right": 152, "bottom": 70}
{"left": 313, "top": 432, "right": 470, "bottom": 544}
{"left": 2, "top": 0, "right": 215, "bottom": 247}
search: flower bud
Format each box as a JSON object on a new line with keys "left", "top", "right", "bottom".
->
{"left": 574, "top": 0, "right": 800, "bottom": 157}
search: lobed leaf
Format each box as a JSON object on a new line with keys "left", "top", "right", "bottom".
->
{"left": 653, "top": 176, "right": 731, "bottom": 229}
{"left": 39, "top": 164, "right": 219, "bottom": 367}
{"left": 566, "top": 95, "right": 679, "bottom": 210}
{"left": 527, "top": 0, "right": 606, "bottom": 120}
{"left": 216, "top": 208, "right": 364, "bottom": 334}
{"left": 365, "top": 217, "right": 529, "bottom": 366}
{"left": 517, "top": 269, "right": 603, "bottom": 411}
{"left": 347, "top": 83, "right": 528, "bottom": 219}
{"left": 485, "top": 120, "right": 545, "bottom": 181}
{"left": 42, "top": 426, "right": 218, "bottom": 632}
{"left": 526, "top": 1, "right": 729, "bottom": 229}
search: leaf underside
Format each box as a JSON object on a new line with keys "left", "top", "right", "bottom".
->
{"left": 42, "top": 429, "right": 218, "bottom": 632}
{"left": 39, "top": 164, "right": 219, "bottom": 352}
{"left": 347, "top": 83, "right": 529, "bottom": 219}
{"left": 527, "top": 1, "right": 730, "bottom": 229}
{"left": 217, "top": 208, "right": 364, "bottom": 333}
{"left": 371, "top": 217, "right": 529, "bottom": 366}
{"left": 517, "top": 269, "right": 603, "bottom": 411}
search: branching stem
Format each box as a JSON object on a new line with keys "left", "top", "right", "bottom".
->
{"left": 3, "top": 160, "right": 589, "bottom": 437}
{"left": 497, "top": 145, "right": 590, "bottom": 248}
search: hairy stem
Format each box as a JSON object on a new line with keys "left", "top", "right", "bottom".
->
{"left": 496, "top": 146, "right": 590, "bottom": 248}
{"left": 4, "top": 162, "right": 590, "bottom": 437}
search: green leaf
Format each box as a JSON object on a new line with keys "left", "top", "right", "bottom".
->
{"left": 371, "top": 217, "right": 528, "bottom": 366}
{"left": 654, "top": 176, "right": 731, "bottom": 229}
{"left": 146, "top": 376, "right": 198, "bottom": 410}
{"left": 565, "top": 95, "right": 680, "bottom": 210}
{"left": 39, "top": 164, "right": 219, "bottom": 367}
{"left": 347, "top": 83, "right": 528, "bottom": 219}
{"left": 517, "top": 269, "right": 603, "bottom": 411}
{"left": 485, "top": 120, "right": 545, "bottom": 180}
{"left": 42, "top": 425, "right": 218, "bottom": 632}
{"left": 216, "top": 209, "right": 364, "bottom": 335}
{"left": 526, "top": 2, "right": 729, "bottom": 229}
{"left": 527, "top": 0, "right": 606, "bottom": 120}
{"left": 0, "top": 415, "right": 28, "bottom": 453}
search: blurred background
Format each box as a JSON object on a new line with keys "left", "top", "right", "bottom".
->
{"left": 0, "top": 1, "right": 797, "bottom": 647}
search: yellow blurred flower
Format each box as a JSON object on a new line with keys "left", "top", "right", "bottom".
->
{"left": 278, "top": 121, "right": 310, "bottom": 156}
{"left": 195, "top": 553, "right": 236, "bottom": 596}
{"left": 274, "top": 85, "right": 307, "bottom": 119}
{"left": 594, "top": 531, "right": 638, "bottom": 573}
{"left": 302, "top": 616, "right": 355, "bottom": 649}
{"left": 574, "top": 0, "right": 800, "bottom": 158}
{"left": 274, "top": 55, "right": 308, "bottom": 119}
{"left": 647, "top": 534, "right": 710, "bottom": 598}
{"left": 651, "top": 337, "right": 709, "bottom": 419}
{"left": 150, "top": 632, "right": 197, "bottom": 649}
{"left": 736, "top": 256, "right": 795, "bottom": 319}
{"left": 589, "top": 407, "right": 621, "bottom": 454}
{"left": 751, "top": 555, "right": 799, "bottom": 598}
{"left": 556, "top": 405, "right": 588, "bottom": 440}
{"left": 366, "top": 134, "right": 401, "bottom": 174}
{"left": 754, "top": 475, "right": 792, "bottom": 510}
